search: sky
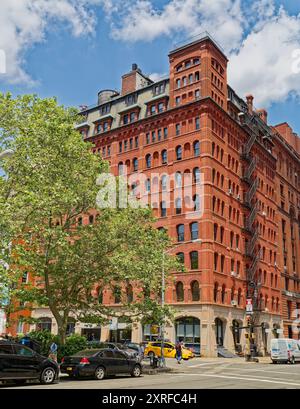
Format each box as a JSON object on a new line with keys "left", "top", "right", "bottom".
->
{"left": 0, "top": 0, "right": 300, "bottom": 134}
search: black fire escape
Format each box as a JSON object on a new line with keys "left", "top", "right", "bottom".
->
{"left": 239, "top": 112, "right": 264, "bottom": 326}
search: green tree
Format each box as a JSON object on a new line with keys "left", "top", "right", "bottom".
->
{"left": 0, "top": 94, "right": 178, "bottom": 343}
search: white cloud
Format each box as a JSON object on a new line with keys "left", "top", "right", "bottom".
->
{"left": 2, "top": 0, "right": 300, "bottom": 107}
{"left": 229, "top": 7, "right": 300, "bottom": 107}
{"left": 0, "top": 0, "right": 102, "bottom": 84}
{"left": 110, "top": 0, "right": 245, "bottom": 53}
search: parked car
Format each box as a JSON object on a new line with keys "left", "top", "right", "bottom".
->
{"left": 145, "top": 342, "right": 194, "bottom": 360}
{"left": 271, "top": 338, "right": 300, "bottom": 364}
{"left": 93, "top": 342, "right": 138, "bottom": 359}
{"left": 60, "top": 348, "right": 143, "bottom": 380}
{"left": 123, "top": 342, "right": 144, "bottom": 361}
{"left": 0, "top": 340, "right": 59, "bottom": 385}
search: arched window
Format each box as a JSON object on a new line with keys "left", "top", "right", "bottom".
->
{"left": 145, "top": 178, "right": 151, "bottom": 193}
{"left": 145, "top": 154, "right": 151, "bottom": 169}
{"left": 191, "top": 281, "right": 200, "bottom": 301}
{"left": 126, "top": 285, "right": 133, "bottom": 303}
{"left": 118, "top": 162, "right": 124, "bottom": 175}
{"left": 177, "top": 252, "right": 185, "bottom": 265}
{"left": 162, "top": 150, "right": 168, "bottom": 164}
{"left": 214, "top": 223, "right": 218, "bottom": 241}
{"left": 160, "top": 201, "right": 167, "bottom": 217}
{"left": 193, "top": 141, "right": 200, "bottom": 157}
{"left": 214, "top": 283, "right": 218, "bottom": 302}
{"left": 175, "top": 198, "right": 182, "bottom": 214}
{"left": 193, "top": 194, "right": 200, "bottom": 211}
{"left": 98, "top": 288, "right": 103, "bottom": 304}
{"left": 221, "top": 285, "right": 226, "bottom": 303}
{"left": 177, "top": 224, "right": 185, "bottom": 242}
{"left": 133, "top": 158, "right": 138, "bottom": 172}
{"left": 161, "top": 175, "right": 167, "bottom": 191}
{"left": 176, "top": 146, "right": 182, "bottom": 160}
{"left": 190, "top": 222, "right": 198, "bottom": 240}
{"left": 175, "top": 172, "right": 182, "bottom": 187}
{"left": 193, "top": 167, "right": 200, "bottom": 183}
{"left": 176, "top": 282, "right": 184, "bottom": 302}
{"left": 190, "top": 251, "right": 199, "bottom": 270}
{"left": 114, "top": 286, "right": 121, "bottom": 304}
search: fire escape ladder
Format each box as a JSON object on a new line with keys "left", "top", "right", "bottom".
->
{"left": 245, "top": 178, "right": 259, "bottom": 207}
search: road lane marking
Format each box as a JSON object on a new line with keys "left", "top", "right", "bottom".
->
{"left": 189, "top": 362, "right": 232, "bottom": 368}
{"left": 224, "top": 367, "right": 300, "bottom": 376}
{"left": 173, "top": 373, "right": 300, "bottom": 387}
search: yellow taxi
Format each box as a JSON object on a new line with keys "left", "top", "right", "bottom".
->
{"left": 145, "top": 341, "right": 194, "bottom": 360}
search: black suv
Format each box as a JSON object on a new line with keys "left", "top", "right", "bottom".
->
{"left": 0, "top": 340, "right": 59, "bottom": 385}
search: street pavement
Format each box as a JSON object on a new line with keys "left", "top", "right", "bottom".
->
{"left": 2, "top": 357, "right": 300, "bottom": 389}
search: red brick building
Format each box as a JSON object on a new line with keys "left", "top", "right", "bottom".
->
{"left": 11, "top": 34, "right": 300, "bottom": 357}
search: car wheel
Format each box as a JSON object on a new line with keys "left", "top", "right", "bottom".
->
{"left": 148, "top": 351, "right": 155, "bottom": 359}
{"left": 40, "top": 367, "right": 56, "bottom": 385}
{"left": 131, "top": 365, "right": 141, "bottom": 377}
{"left": 94, "top": 366, "right": 106, "bottom": 380}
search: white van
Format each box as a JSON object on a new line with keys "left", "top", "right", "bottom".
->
{"left": 271, "top": 338, "right": 300, "bottom": 364}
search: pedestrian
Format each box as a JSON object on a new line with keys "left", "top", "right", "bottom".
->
{"left": 49, "top": 341, "right": 58, "bottom": 362}
{"left": 175, "top": 341, "right": 182, "bottom": 364}
{"left": 139, "top": 342, "right": 145, "bottom": 361}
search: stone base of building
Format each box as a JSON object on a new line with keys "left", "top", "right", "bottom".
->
{"left": 29, "top": 305, "right": 282, "bottom": 358}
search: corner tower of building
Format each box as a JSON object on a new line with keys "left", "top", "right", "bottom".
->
{"left": 169, "top": 33, "right": 228, "bottom": 110}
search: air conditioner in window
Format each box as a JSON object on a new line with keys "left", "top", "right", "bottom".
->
{"left": 274, "top": 262, "right": 278, "bottom": 267}
{"left": 228, "top": 189, "right": 233, "bottom": 195}
{"left": 262, "top": 211, "right": 267, "bottom": 217}
{"left": 284, "top": 266, "right": 287, "bottom": 272}
{"left": 265, "top": 308, "right": 269, "bottom": 312}
{"left": 231, "top": 300, "right": 238, "bottom": 307}
{"left": 231, "top": 271, "right": 237, "bottom": 277}
{"left": 237, "top": 194, "right": 241, "bottom": 201}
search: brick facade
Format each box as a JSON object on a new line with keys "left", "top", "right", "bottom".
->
{"left": 7, "top": 34, "right": 300, "bottom": 357}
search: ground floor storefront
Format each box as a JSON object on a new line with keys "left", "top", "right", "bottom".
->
{"left": 29, "top": 305, "right": 282, "bottom": 357}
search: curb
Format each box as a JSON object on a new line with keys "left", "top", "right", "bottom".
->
{"left": 143, "top": 367, "right": 177, "bottom": 375}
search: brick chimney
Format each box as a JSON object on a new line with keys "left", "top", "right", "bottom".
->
{"left": 121, "top": 63, "right": 152, "bottom": 96}
{"left": 246, "top": 94, "right": 254, "bottom": 115}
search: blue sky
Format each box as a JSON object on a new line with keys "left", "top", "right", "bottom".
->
{"left": 0, "top": 0, "right": 300, "bottom": 134}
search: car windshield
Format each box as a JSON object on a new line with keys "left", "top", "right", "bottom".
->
{"left": 73, "top": 349, "right": 100, "bottom": 356}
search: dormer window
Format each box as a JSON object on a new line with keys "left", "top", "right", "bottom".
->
{"left": 153, "top": 83, "right": 165, "bottom": 96}
{"left": 103, "top": 122, "right": 108, "bottom": 132}
{"left": 100, "top": 104, "right": 110, "bottom": 116}
{"left": 193, "top": 58, "right": 200, "bottom": 65}
{"left": 126, "top": 94, "right": 136, "bottom": 106}
{"left": 185, "top": 60, "right": 191, "bottom": 68}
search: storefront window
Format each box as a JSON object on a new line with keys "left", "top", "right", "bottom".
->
{"left": 175, "top": 317, "right": 200, "bottom": 354}
{"left": 143, "top": 324, "right": 160, "bottom": 342}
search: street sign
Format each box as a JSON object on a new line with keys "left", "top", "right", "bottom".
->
{"left": 109, "top": 317, "right": 118, "bottom": 330}
{"left": 246, "top": 298, "right": 253, "bottom": 314}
